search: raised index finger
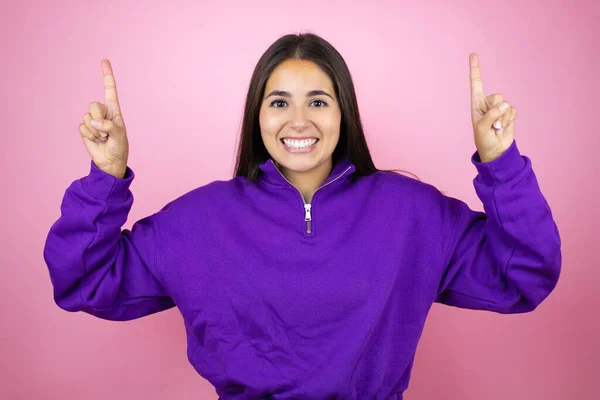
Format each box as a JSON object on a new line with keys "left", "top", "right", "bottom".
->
{"left": 101, "top": 59, "right": 121, "bottom": 117}
{"left": 469, "top": 53, "right": 485, "bottom": 106}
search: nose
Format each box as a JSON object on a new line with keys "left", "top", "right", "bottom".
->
{"left": 290, "top": 108, "right": 309, "bottom": 132}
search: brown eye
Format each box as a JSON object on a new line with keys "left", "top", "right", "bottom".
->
{"left": 311, "top": 100, "right": 327, "bottom": 107}
{"left": 270, "top": 100, "right": 287, "bottom": 108}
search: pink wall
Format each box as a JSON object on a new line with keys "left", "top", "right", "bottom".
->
{"left": 1, "top": 0, "right": 597, "bottom": 399}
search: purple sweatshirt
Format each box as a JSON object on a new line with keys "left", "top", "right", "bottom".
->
{"left": 43, "top": 139, "right": 561, "bottom": 399}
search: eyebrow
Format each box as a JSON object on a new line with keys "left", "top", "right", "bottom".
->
{"left": 264, "top": 89, "right": 334, "bottom": 100}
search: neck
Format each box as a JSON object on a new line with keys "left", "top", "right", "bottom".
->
{"left": 280, "top": 159, "right": 333, "bottom": 204}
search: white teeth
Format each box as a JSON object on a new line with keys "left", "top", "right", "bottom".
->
{"left": 282, "top": 138, "right": 318, "bottom": 149}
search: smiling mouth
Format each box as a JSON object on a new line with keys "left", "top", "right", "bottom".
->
{"left": 281, "top": 138, "right": 319, "bottom": 149}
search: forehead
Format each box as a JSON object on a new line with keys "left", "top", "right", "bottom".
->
{"left": 265, "top": 59, "right": 334, "bottom": 91}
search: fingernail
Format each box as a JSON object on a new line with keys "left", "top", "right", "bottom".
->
{"left": 496, "top": 128, "right": 504, "bottom": 135}
{"left": 493, "top": 121, "right": 502, "bottom": 129}
{"left": 99, "top": 131, "right": 107, "bottom": 138}
{"left": 499, "top": 102, "right": 509, "bottom": 113}
{"left": 91, "top": 119, "right": 102, "bottom": 129}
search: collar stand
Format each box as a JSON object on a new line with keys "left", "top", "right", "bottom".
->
{"left": 258, "top": 157, "right": 356, "bottom": 188}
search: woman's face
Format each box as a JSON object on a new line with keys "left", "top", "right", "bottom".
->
{"left": 259, "top": 59, "right": 341, "bottom": 176}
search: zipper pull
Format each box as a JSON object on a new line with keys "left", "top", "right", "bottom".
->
{"left": 304, "top": 204, "right": 312, "bottom": 234}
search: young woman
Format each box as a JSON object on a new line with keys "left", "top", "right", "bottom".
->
{"left": 44, "top": 33, "right": 561, "bottom": 399}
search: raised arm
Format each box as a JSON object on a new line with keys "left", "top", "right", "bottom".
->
{"left": 43, "top": 59, "right": 175, "bottom": 320}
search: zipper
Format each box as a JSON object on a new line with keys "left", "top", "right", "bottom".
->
{"left": 270, "top": 160, "right": 353, "bottom": 235}
{"left": 304, "top": 204, "right": 312, "bottom": 234}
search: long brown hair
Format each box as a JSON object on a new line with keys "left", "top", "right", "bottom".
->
{"left": 233, "top": 32, "right": 418, "bottom": 181}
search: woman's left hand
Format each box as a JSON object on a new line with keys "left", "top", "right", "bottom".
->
{"left": 469, "top": 53, "right": 518, "bottom": 163}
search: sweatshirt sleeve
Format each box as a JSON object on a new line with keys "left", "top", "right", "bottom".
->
{"left": 43, "top": 160, "right": 176, "bottom": 321}
{"left": 434, "top": 140, "right": 562, "bottom": 314}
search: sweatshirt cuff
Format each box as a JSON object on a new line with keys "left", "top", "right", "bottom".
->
{"left": 471, "top": 139, "right": 527, "bottom": 185}
{"left": 80, "top": 160, "right": 135, "bottom": 201}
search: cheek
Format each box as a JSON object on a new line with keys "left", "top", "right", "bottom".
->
{"left": 320, "top": 111, "right": 342, "bottom": 138}
{"left": 259, "top": 109, "right": 284, "bottom": 137}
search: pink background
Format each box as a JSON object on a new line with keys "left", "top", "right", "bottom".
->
{"left": 1, "top": 0, "right": 598, "bottom": 399}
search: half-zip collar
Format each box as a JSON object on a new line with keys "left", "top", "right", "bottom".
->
{"left": 258, "top": 156, "right": 356, "bottom": 236}
{"left": 258, "top": 156, "right": 356, "bottom": 190}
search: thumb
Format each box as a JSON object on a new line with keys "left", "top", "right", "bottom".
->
{"left": 479, "top": 101, "right": 510, "bottom": 128}
{"left": 90, "top": 117, "right": 126, "bottom": 140}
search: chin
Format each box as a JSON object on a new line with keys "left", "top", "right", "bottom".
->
{"left": 265, "top": 139, "right": 336, "bottom": 174}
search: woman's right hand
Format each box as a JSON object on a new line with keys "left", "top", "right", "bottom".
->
{"left": 78, "top": 59, "right": 129, "bottom": 179}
